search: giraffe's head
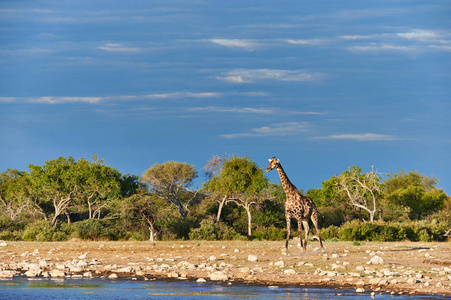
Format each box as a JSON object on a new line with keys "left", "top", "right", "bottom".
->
{"left": 266, "top": 157, "right": 280, "bottom": 172}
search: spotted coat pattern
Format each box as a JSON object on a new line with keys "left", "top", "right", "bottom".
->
{"left": 266, "top": 157, "right": 325, "bottom": 252}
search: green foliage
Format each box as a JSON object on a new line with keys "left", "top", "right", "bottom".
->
{"left": 320, "top": 225, "right": 340, "bottom": 240}
{"left": 23, "top": 220, "right": 57, "bottom": 241}
{"left": 73, "top": 219, "right": 127, "bottom": 241}
{"left": 188, "top": 218, "right": 243, "bottom": 240}
{"left": 252, "top": 226, "right": 285, "bottom": 241}
{"left": 383, "top": 170, "right": 447, "bottom": 220}
{"left": 141, "top": 161, "right": 198, "bottom": 219}
{"left": 337, "top": 220, "right": 447, "bottom": 242}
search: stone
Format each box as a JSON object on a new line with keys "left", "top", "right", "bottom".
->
{"left": 0, "top": 270, "right": 16, "bottom": 278}
{"left": 108, "top": 273, "right": 118, "bottom": 279}
{"left": 367, "top": 255, "right": 384, "bottom": 265}
{"left": 78, "top": 254, "right": 88, "bottom": 259}
{"left": 83, "top": 271, "right": 93, "bottom": 278}
{"left": 209, "top": 271, "right": 228, "bottom": 281}
{"left": 248, "top": 255, "right": 258, "bottom": 262}
{"left": 49, "top": 269, "right": 66, "bottom": 277}
{"left": 196, "top": 278, "right": 207, "bottom": 283}
{"left": 284, "top": 269, "right": 296, "bottom": 275}
{"left": 274, "top": 260, "right": 285, "bottom": 268}
{"left": 167, "top": 272, "right": 179, "bottom": 278}
{"left": 331, "top": 253, "right": 339, "bottom": 258}
{"left": 209, "top": 256, "right": 217, "bottom": 262}
{"left": 356, "top": 288, "right": 365, "bottom": 293}
{"left": 0, "top": 241, "right": 7, "bottom": 247}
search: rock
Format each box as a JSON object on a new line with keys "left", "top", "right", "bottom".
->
{"left": 78, "top": 254, "right": 88, "bottom": 259}
{"left": 0, "top": 270, "right": 17, "bottom": 278}
{"left": 356, "top": 288, "right": 365, "bottom": 293}
{"left": 234, "top": 249, "right": 240, "bottom": 253}
{"left": 109, "top": 273, "right": 118, "bottom": 279}
{"left": 367, "top": 255, "right": 384, "bottom": 265}
{"left": 284, "top": 269, "right": 296, "bottom": 275}
{"left": 83, "top": 271, "right": 93, "bottom": 278}
{"left": 331, "top": 253, "right": 339, "bottom": 258}
{"left": 209, "top": 256, "right": 217, "bottom": 262}
{"left": 407, "top": 278, "right": 420, "bottom": 284}
{"left": 248, "top": 255, "right": 258, "bottom": 262}
{"left": 25, "top": 269, "right": 41, "bottom": 277}
{"left": 167, "top": 271, "right": 179, "bottom": 278}
{"left": 0, "top": 241, "right": 7, "bottom": 247}
{"left": 436, "top": 282, "right": 444, "bottom": 287}
{"left": 209, "top": 271, "right": 228, "bottom": 281}
{"left": 49, "top": 269, "right": 66, "bottom": 277}
{"left": 274, "top": 260, "right": 285, "bottom": 268}
{"left": 356, "top": 266, "right": 366, "bottom": 271}
{"left": 196, "top": 278, "right": 206, "bottom": 283}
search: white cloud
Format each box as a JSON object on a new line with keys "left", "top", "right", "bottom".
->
{"left": 97, "top": 43, "right": 143, "bottom": 53}
{"left": 317, "top": 133, "right": 397, "bottom": 141}
{"left": 348, "top": 44, "right": 417, "bottom": 53}
{"left": 221, "top": 122, "right": 310, "bottom": 139}
{"left": 397, "top": 30, "right": 438, "bottom": 41}
{"left": 29, "top": 97, "right": 103, "bottom": 104}
{"left": 286, "top": 39, "right": 326, "bottom": 45}
{"left": 0, "top": 97, "right": 15, "bottom": 103}
{"left": 340, "top": 35, "right": 371, "bottom": 40}
{"left": 217, "top": 69, "right": 321, "bottom": 83}
{"left": 189, "top": 106, "right": 275, "bottom": 114}
{"left": 210, "top": 39, "right": 260, "bottom": 50}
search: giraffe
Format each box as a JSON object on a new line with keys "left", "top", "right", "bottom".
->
{"left": 266, "top": 157, "right": 325, "bottom": 252}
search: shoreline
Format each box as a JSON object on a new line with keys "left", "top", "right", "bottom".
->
{"left": 0, "top": 240, "right": 450, "bottom": 296}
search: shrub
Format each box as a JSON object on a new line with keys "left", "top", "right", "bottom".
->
{"left": 320, "top": 225, "right": 339, "bottom": 240}
{"left": 22, "top": 220, "right": 55, "bottom": 242}
{"left": 73, "top": 219, "right": 108, "bottom": 240}
{"left": 252, "top": 226, "right": 285, "bottom": 241}
{"left": 0, "top": 230, "right": 22, "bottom": 241}
{"left": 189, "top": 218, "right": 243, "bottom": 240}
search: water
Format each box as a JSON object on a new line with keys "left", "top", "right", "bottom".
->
{"left": 0, "top": 278, "right": 448, "bottom": 300}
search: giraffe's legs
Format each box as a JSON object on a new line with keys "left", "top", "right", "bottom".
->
{"left": 302, "top": 220, "right": 310, "bottom": 252}
{"left": 296, "top": 218, "right": 304, "bottom": 251}
{"left": 285, "top": 216, "right": 291, "bottom": 250}
{"left": 311, "top": 210, "right": 325, "bottom": 252}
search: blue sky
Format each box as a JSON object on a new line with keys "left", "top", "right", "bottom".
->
{"left": 1, "top": 1, "right": 450, "bottom": 194}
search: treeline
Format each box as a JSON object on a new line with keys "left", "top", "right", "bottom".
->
{"left": 0, "top": 155, "right": 449, "bottom": 242}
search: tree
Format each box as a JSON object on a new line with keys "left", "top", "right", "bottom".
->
{"left": 207, "top": 156, "right": 268, "bottom": 236}
{"left": 75, "top": 156, "right": 123, "bottom": 219}
{"left": 383, "top": 170, "right": 447, "bottom": 220}
{"left": 335, "top": 165, "right": 381, "bottom": 222}
{"left": 28, "top": 156, "right": 124, "bottom": 225}
{"left": 0, "top": 169, "right": 31, "bottom": 220}
{"left": 141, "top": 161, "right": 198, "bottom": 219}
{"left": 28, "top": 157, "right": 80, "bottom": 225}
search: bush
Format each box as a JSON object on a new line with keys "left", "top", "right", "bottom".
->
{"left": 252, "top": 226, "right": 285, "bottom": 241}
{"left": 22, "top": 220, "right": 55, "bottom": 242}
{"left": 0, "top": 230, "right": 22, "bottom": 241}
{"left": 189, "top": 218, "right": 244, "bottom": 240}
{"left": 320, "top": 225, "right": 339, "bottom": 240}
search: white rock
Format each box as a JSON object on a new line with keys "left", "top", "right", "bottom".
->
{"left": 109, "top": 273, "right": 118, "bottom": 279}
{"left": 331, "top": 253, "right": 339, "bottom": 258}
{"left": 83, "top": 271, "right": 93, "bottom": 278}
{"left": 284, "top": 269, "right": 296, "bottom": 275}
{"left": 0, "top": 241, "right": 7, "bottom": 247}
{"left": 356, "top": 288, "right": 365, "bottom": 293}
{"left": 209, "top": 271, "right": 228, "bottom": 281}
{"left": 248, "top": 255, "right": 258, "bottom": 262}
{"left": 49, "top": 269, "right": 66, "bottom": 277}
{"left": 209, "top": 256, "right": 217, "bottom": 262}
{"left": 167, "top": 272, "right": 179, "bottom": 278}
{"left": 0, "top": 270, "right": 16, "bottom": 278}
{"left": 196, "top": 278, "right": 206, "bottom": 283}
{"left": 274, "top": 260, "right": 285, "bottom": 268}
{"left": 234, "top": 249, "right": 240, "bottom": 253}
{"left": 356, "top": 266, "right": 366, "bottom": 271}
{"left": 78, "top": 254, "right": 88, "bottom": 259}
{"left": 367, "top": 255, "right": 384, "bottom": 265}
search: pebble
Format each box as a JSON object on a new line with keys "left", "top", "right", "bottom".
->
{"left": 248, "top": 255, "right": 258, "bottom": 262}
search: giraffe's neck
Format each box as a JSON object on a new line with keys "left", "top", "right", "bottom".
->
{"left": 276, "top": 165, "right": 298, "bottom": 196}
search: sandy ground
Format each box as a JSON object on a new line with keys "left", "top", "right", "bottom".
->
{"left": 0, "top": 239, "right": 450, "bottom": 296}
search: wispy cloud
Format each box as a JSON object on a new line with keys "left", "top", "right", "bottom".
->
{"left": 316, "top": 133, "right": 397, "bottom": 141}
{"left": 4, "top": 92, "right": 223, "bottom": 104}
{"left": 216, "top": 69, "right": 321, "bottom": 83}
{"left": 397, "top": 30, "right": 438, "bottom": 41}
{"left": 348, "top": 44, "right": 417, "bottom": 53}
{"left": 221, "top": 122, "right": 310, "bottom": 139}
{"left": 286, "top": 39, "right": 327, "bottom": 45}
{"left": 210, "top": 39, "right": 260, "bottom": 51}
{"left": 189, "top": 106, "right": 274, "bottom": 114}
{"left": 97, "top": 43, "right": 143, "bottom": 53}
{"left": 340, "top": 35, "right": 371, "bottom": 40}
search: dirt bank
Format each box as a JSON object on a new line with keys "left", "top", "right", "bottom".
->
{"left": 0, "top": 240, "right": 450, "bottom": 296}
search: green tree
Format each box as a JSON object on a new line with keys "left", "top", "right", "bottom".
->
{"left": 207, "top": 155, "right": 268, "bottom": 236}
{"left": 141, "top": 161, "right": 198, "bottom": 219}
{"left": 383, "top": 170, "right": 447, "bottom": 220}
{"left": 0, "top": 169, "right": 32, "bottom": 220}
